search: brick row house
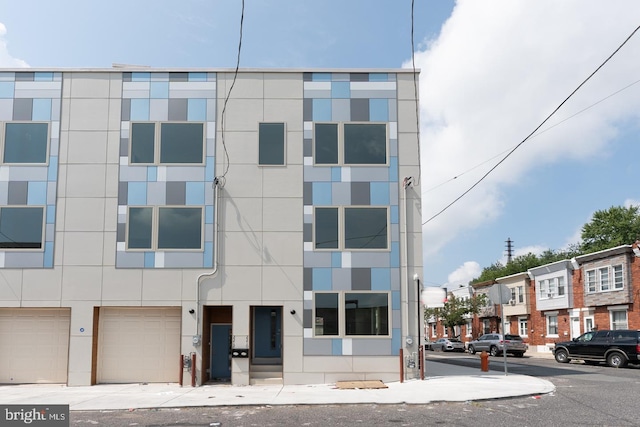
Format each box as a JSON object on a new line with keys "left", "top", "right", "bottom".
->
{"left": 427, "top": 244, "right": 640, "bottom": 354}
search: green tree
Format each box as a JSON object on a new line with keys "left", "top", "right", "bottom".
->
{"left": 424, "top": 293, "right": 488, "bottom": 337}
{"left": 581, "top": 205, "right": 640, "bottom": 253}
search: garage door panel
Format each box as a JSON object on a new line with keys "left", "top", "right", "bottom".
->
{"left": 0, "top": 308, "right": 70, "bottom": 384}
{"left": 98, "top": 307, "right": 181, "bottom": 384}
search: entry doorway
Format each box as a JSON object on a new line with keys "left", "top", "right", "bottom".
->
{"left": 252, "top": 306, "right": 282, "bottom": 365}
{"left": 570, "top": 316, "right": 581, "bottom": 339}
{"left": 203, "top": 306, "right": 232, "bottom": 383}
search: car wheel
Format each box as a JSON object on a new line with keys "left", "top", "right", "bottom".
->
{"left": 607, "top": 352, "right": 627, "bottom": 368}
{"left": 554, "top": 349, "right": 570, "bottom": 363}
{"left": 489, "top": 346, "right": 499, "bottom": 357}
{"left": 468, "top": 345, "right": 475, "bottom": 355}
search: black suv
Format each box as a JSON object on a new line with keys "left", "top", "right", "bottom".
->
{"left": 553, "top": 329, "right": 640, "bottom": 368}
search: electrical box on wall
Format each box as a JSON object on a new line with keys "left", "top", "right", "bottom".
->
{"left": 192, "top": 335, "right": 201, "bottom": 346}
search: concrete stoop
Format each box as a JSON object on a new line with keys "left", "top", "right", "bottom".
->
{"left": 250, "top": 364, "right": 283, "bottom": 385}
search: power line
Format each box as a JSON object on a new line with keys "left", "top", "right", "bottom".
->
{"left": 219, "top": 0, "right": 245, "bottom": 179}
{"left": 423, "top": 24, "right": 640, "bottom": 226}
{"left": 423, "top": 76, "right": 640, "bottom": 195}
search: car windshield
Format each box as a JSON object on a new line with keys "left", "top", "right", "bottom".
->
{"left": 504, "top": 335, "right": 522, "bottom": 341}
{"left": 449, "top": 338, "right": 461, "bottom": 342}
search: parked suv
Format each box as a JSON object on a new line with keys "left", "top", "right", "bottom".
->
{"left": 467, "top": 334, "right": 527, "bottom": 357}
{"left": 553, "top": 329, "right": 640, "bottom": 368}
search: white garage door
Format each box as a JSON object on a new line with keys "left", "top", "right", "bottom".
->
{"left": 0, "top": 308, "right": 70, "bottom": 384}
{"left": 98, "top": 307, "right": 181, "bottom": 383}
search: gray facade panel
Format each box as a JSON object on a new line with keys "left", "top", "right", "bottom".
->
{"left": 7, "top": 181, "right": 28, "bottom": 205}
{"left": 146, "top": 181, "right": 167, "bottom": 205}
{"left": 303, "top": 251, "right": 332, "bottom": 268}
{"left": 0, "top": 99, "right": 13, "bottom": 120}
{"left": 165, "top": 167, "right": 205, "bottom": 182}
{"left": 119, "top": 165, "right": 148, "bottom": 182}
{"left": 304, "top": 267, "right": 312, "bottom": 291}
{"left": 168, "top": 98, "right": 188, "bottom": 121}
{"left": 4, "top": 252, "right": 44, "bottom": 268}
{"left": 13, "top": 98, "right": 32, "bottom": 120}
{"left": 163, "top": 252, "right": 203, "bottom": 268}
{"left": 351, "top": 339, "right": 391, "bottom": 356}
{"left": 350, "top": 99, "right": 369, "bottom": 121}
{"left": 332, "top": 268, "right": 351, "bottom": 291}
{"left": 350, "top": 182, "right": 370, "bottom": 205}
{"left": 121, "top": 98, "right": 131, "bottom": 121}
{"left": 165, "top": 181, "right": 186, "bottom": 205}
{"left": 303, "top": 338, "right": 332, "bottom": 355}
{"left": 117, "top": 182, "right": 128, "bottom": 205}
{"left": 350, "top": 90, "right": 396, "bottom": 99}
{"left": 116, "top": 251, "right": 144, "bottom": 268}
{"left": 331, "top": 182, "right": 350, "bottom": 205}
{"left": 331, "top": 99, "right": 350, "bottom": 121}
{"left": 303, "top": 308, "right": 312, "bottom": 328}
{"left": 350, "top": 252, "right": 390, "bottom": 268}
{"left": 7, "top": 167, "right": 48, "bottom": 181}
{"left": 349, "top": 167, "right": 389, "bottom": 182}
{"left": 351, "top": 268, "right": 371, "bottom": 290}
{"left": 303, "top": 166, "right": 332, "bottom": 182}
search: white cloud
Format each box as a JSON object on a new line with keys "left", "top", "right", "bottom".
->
{"left": 405, "top": 0, "right": 640, "bottom": 276}
{"left": 0, "top": 23, "right": 29, "bottom": 67}
{"left": 445, "top": 261, "right": 481, "bottom": 287}
{"left": 624, "top": 199, "right": 640, "bottom": 208}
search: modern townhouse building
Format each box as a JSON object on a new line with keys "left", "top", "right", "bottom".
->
{"left": 0, "top": 68, "right": 423, "bottom": 386}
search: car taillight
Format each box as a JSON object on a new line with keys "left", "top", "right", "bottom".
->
{"left": 636, "top": 344, "right": 640, "bottom": 353}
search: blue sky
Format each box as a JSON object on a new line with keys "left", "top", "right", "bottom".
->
{"left": 2, "top": 0, "right": 640, "bottom": 287}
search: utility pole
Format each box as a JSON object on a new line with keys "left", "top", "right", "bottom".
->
{"left": 505, "top": 238, "right": 513, "bottom": 263}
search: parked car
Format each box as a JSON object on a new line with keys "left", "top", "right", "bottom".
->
{"left": 467, "top": 334, "right": 527, "bottom": 357}
{"left": 553, "top": 329, "right": 640, "bottom": 368}
{"left": 429, "top": 337, "right": 466, "bottom": 352}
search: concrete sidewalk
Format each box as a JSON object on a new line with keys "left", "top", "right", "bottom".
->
{"left": 0, "top": 358, "right": 555, "bottom": 411}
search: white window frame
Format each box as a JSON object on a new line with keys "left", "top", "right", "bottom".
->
{"left": 518, "top": 317, "right": 528, "bottom": 337}
{"left": 517, "top": 285, "right": 525, "bottom": 303}
{"left": 312, "top": 291, "right": 391, "bottom": 338}
{"left": 312, "top": 122, "right": 389, "bottom": 166}
{"left": 538, "top": 279, "right": 549, "bottom": 299}
{"left": 129, "top": 121, "right": 206, "bottom": 166}
{"left": 430, "top": 323, "right": 437, "bottom": 338}
{"left": 313, "top": 206, "right": 390, "bottom": 251}
{"left": 126, "top": 205, "right": 204, "bottom": 251}
{"left": 482, "top": 319, "right": 491, "bottom": 334}
{"left": 546, "top": 312, "right": 559, "bottom": 337}
{"left": 0, "top": 205, "right": 46, "bottom": 251}
{"left": 466, "top": 319, "right": 473, "bottom": 337}
{"left": 585, "top": 264, "right": 624, "bottom": 293}
{"left": 1, "top": 121, "right": 51, "bottom": 165}
{"left": 608, "top": 306, "right": 628, "bottom": 330}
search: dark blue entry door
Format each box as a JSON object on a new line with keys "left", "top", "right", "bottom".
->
{"left": 253, "top": 307, "right": 282, "bottom": 361}
{"left": 210, "top": 324, "right": 231, "bottom": 380}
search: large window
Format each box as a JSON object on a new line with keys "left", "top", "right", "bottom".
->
{"left": 3, "top": 122, "right": 49, "bottom": 164}
{"left": 314, "top": 122, "right": 387, "bottom": 166}
{"left": 0, "top": 206, "right": 44, "bottom": 249}
{"left": 130, "top": 122, "right": 204, "bottom": 164}
{"left": 314, "top": 207, "right": 388, "bottom": 250}
{"left": 539, "top": 276, "right": 566, "bottom": 299}
{"left": 313, "top": 292, "right": 390, "bottom": 337}
{"left": 585, "top": 265, "right": 624, "bottom": 293}
{"left": 610, "top": 309, "right": 628, "bottom": 330}
{"left": 127, "top": 206, "right": 203, "bottom": 250}
{"left": 258, "top": 122, "right": 285, "bottom": 165}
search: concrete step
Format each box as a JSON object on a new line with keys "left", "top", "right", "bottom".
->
{"left": 250, "top": 377, "right": 283, "bottom": 385}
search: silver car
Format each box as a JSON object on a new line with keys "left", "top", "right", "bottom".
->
{"left": 467, "top": 334, "right": 527, "bottom": 357}
{"left": 430, "top": 337, "right": 466, "bottom": 352}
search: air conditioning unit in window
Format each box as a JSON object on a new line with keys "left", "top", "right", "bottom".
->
{"left": 547, "top": 293, "right": 552, "bottom": 298}
{"left": 509, "top": 299, "right": 516, "bottom": 306}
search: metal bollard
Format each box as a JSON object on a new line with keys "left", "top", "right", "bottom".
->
{"left": 480, "top": 351, "right": 489, "bottom": 372}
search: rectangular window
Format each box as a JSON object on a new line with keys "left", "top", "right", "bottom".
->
{"left": 126, "top": 206, "right": 203, "bottom": 250}
{"left": 258, "top": 122, "right": 285, "bottom": 165}
{"left": 599, "top": 267, "right": 609, "bottom": 291}
{"left": 431, "top": 323, "right": 437, "bottom": 338}
{"left": 538, "top": 279, "right": 548, "bottom": 298}
{"left": 610, "top": 310, "right": 628, "bottom": 330}
{"left": 613, "top": 265, "right": 624, "bottom": 289}
{"left": 466, "top": 320, "right": 472, "bottom": 337}
{"left": 483, "top": 319, "right": 491, "bottom": 334}
{"left": 517, "top": 286, "right": 524, "bottom": 303}
{"left": 510, "top": 288, "right": 516, "bottom": 302}
{"left": 314, "top": 293, "right": 339, "bottom": 336}
{"left": 313, "top": 122, "right": 388, "bottom": 166}
{"left": 314, "top": 207, "right": 388, "bottom": 250}
{"left": 127, "top": 207, "right": 153, "bottom": 249}
{"left": 547, "top": 315, "right": 558, "bottom": 336}
{"left": 157, "top": 207, "right": 202, "bottom": 249}
{"left": 548, "top": 278, "right": 557, "bottom": 296}
{"left": 586, "top": 270, "right": 596, "bottom": 293}
{"left": 130, "top": 122, "right": 204, "bottom": 165}
{"left": 313, "top": 292, "right": 390, "bottom": 337}
{"left": 3, "top": 122, "right": 49, "bottom": 164}
{"left": 314, "top": 123, "right": 338, "bottom": 164}
{"left": 557, "top": 276, "right": 565, "bottom": 296}
{"left": 344, "top": 207, "right": 387, "bottom": 249}
{"left": 518, "top": 317, "right": 528, "bottom": 337}
{"left": 0, "top": 206, "right": 44, "bottom": 249}
{"left": 343, "top": 123, "right": 387, "bottom": 165}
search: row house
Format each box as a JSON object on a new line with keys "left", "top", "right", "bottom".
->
{"left": 427, "top": 244, "right": 640, "bottom": 354}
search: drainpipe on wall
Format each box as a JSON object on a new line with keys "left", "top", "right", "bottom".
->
{"left": 193, "top": 177, "right": 224, "bottom": 382}
{"left": 402, "top": 177, "right": 413, "bottom": 352}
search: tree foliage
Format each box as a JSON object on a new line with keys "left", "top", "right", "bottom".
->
{"left": 424, "top": 294, "right": 488, "bottom": 337}
{"left": 470, "top": 205, "right": 640, "bottom": 284}
{"left": 581, "top": 205, "right": 640, "bottom": 253}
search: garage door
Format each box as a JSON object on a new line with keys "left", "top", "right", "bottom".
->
{"left": 97, "top": 307, "right": 181, "bottom": 383}
{"left": 0, "top": 308, "right": 70, "bottom": 384}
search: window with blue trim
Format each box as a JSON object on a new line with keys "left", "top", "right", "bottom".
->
{"left": 314, "top": 291, "right": 390, "bottom": 337}
{"left": 0, "top": 206, "right": 44, "bottom": 249}
{"left": 127, "top": 206, "right": 203, "bottom": 250}
{"left": 2, "top": 122, "right": 49, "bottom": 164}
{"left": 314, "top": 206, "right": 388, "bottom": 250}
